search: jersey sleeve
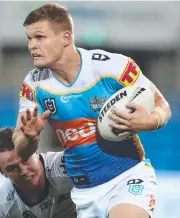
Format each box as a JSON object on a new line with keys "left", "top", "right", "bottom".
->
{"left": 107, "top": 53, "right": 151, "bottom": 89}
{"left": 118, "top": 57, "right": 151, "bottom": 88}
{"left": 91, "top": 49, "right": 151, "bottom": 90}
{"left": 40, "top": 152, "right": 72, "bottom": 195}
{"left": 19, "top": 70, "right": 44, "bottom": 114}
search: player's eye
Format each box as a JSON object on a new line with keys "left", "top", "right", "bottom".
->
{"left": 35, "top": 35, "right": 44, "bottom": 40}
{"left": 6, "top": 165, "right": 19, "bottom": 172}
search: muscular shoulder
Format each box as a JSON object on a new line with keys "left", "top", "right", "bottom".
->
{"left": 90, "top": 49, "right": 128, "bottom": 74}
{"left": 78, "top": 48, "right": 129, "bottom": 80}
{"left": 81, "top": 48, "right": 144, "bottom": 87}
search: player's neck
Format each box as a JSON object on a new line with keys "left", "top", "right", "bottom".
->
{"left": 51, "top": 46, "right": 81, "bottom": 86}
{"left": 21, "top": 186, "right": 44, "bottom": 203}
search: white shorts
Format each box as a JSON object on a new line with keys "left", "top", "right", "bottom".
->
{"left": 71, "top": 160, "right": 156, "bottom": 218}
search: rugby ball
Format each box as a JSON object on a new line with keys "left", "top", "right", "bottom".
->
{"left": 97, "top": 86, "right": 154, "bottom": 141}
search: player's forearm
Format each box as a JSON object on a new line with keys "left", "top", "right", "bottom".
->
{"left": 12, "top": 128, "right": 39, "bottom": 160}
{"left": 152, "top": 95, "right": 171, "bottom": 129}
{"left": 153, "top": 96, "right": 171, "bottom": 129}
{"left": 147, "top": 82, "right": 171, "bottom": 131}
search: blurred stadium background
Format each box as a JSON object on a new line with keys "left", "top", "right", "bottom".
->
{"left": 0, "top": 1, "right": 180, "bottom": 217}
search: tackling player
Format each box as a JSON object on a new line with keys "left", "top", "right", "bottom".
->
{"left": 13, "top": 3, "right": 171, "bottom": 218}
{"left": 0, "top": 127, "right": 76, "bottom": 218}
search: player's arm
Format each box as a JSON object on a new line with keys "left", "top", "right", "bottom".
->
{"left": 12, "top": 111, "right": 37, "bottom": 159}
{"left": 147, "top": 81, "right": 171, "bottom": 129}
{"left": 13, "top": 105, "right": 50, "bottom": 159}
{"left": 13, "top": 71, "right": 49, "bottom": 159}
{"left": 124, "top": 74, "right": 171, "bottom": 131}
{"left": 127, "top": 58, "right": 171, "bottom": 130}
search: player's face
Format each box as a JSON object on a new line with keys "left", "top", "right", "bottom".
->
{"left": 0, "top": 150, "right": 43, "bottom": 187}
{"left": 26, "top": 20, "right": 69, "bottom": 68}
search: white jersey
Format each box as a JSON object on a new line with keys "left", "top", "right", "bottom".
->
{"left": 0, "top": 152, "right": 76, "bottom": 218}
{"left": 19, "top": 48, "right": 152, "bottom": 188}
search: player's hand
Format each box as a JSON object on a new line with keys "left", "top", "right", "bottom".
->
{"left": 108, "top": 103, "right": 158, "bottom": 132}
{"left": 20, "top": 104, "right": 51, "bottom": 139}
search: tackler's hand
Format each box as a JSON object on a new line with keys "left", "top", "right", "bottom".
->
{"left": 20, "top": 104, "right": 51, "bottom": 139}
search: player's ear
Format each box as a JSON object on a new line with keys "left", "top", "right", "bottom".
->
{"left": 63, "top": 31, "right": 72, "bottom": 47}
{"left": 35, "top": 152, "right": 39, "bottom": 159}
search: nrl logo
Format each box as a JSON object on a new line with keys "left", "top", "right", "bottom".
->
{"left": 44, "top": 98, "right": 57, "bottom": 114}
{"left": 89, "top": 96, "right": 106, "bottom": 112}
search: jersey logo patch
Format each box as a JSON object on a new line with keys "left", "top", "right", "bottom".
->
{"left": 45, "top": 166, "right": 51, "bottom": 174}
{"left": 128, "top": 184, "right": 144, "bottom": 195}
{"left": 92, "top": 53, "right": 110, "bottom": 61}
{"left": 39, "top": 199, "right": 52, "bottom": 211}
{"left": 89, "top": 96, "right": 106, "bottom": 112}
{"left": 127, "top": 179, "right": 144, "bottom": 185}
{"left": 20, "top": 82, "right": 35, "bottom": 102}
{"left": 71, "top": 175, "right": 90, "bottom": 186}
{"left": 127, "top": 178, "right": 144, "bottom": 195}
{"left": 60, "top": 94, "right": 82, "bottom": 103}
{"left": 6, "top": 189, "right": 15, "bottom": 201}
{"left": 119, "top": 59, "right": 141, "bottom": 86}
{"left": 60, "top": 155, "right": 67, "bottom": 174}
{"left": 44, "top": 98, "right": 57, "bottom": 114}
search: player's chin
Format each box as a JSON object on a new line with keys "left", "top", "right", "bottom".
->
{"left": 33, "top": 60, "right": 48, "bottom": 68}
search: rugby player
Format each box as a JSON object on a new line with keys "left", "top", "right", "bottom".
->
{"left": 0, "top": 127, "right": 76, "bottom": 218}
{"left": 13, "top": 3, "right": 171, "bottom": 218}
